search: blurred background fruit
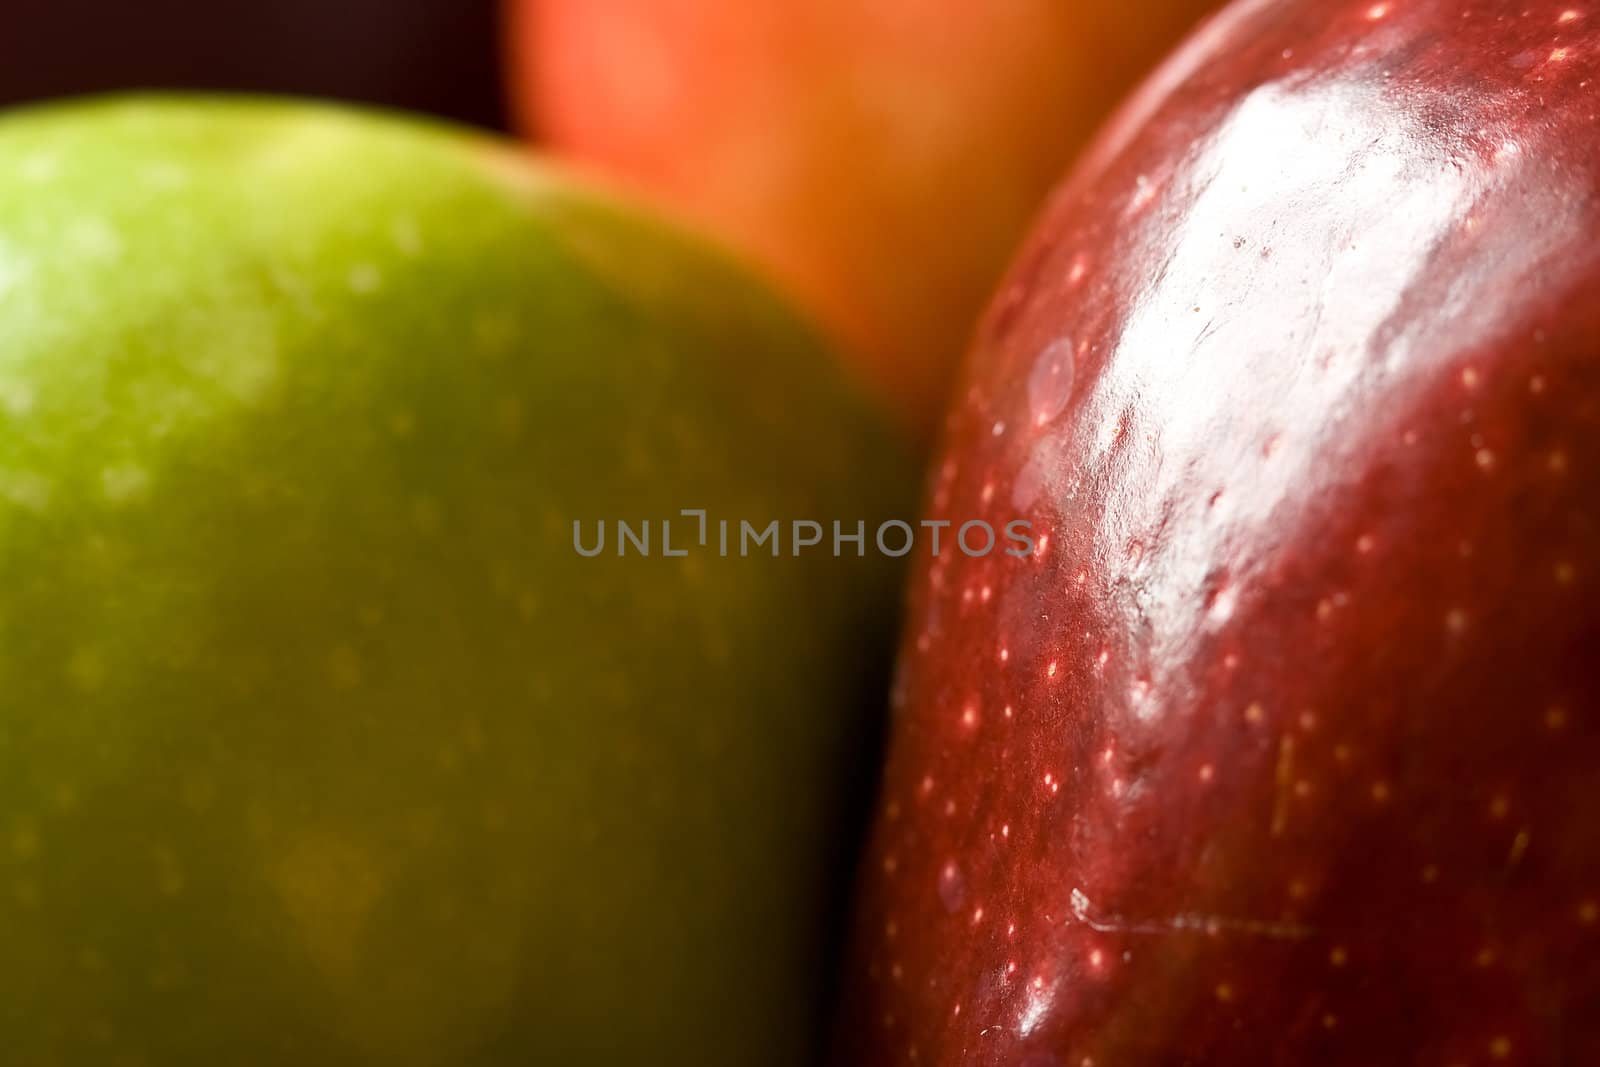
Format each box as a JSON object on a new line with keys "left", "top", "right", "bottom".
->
{"left": 0, "top": 96, "right": 912, "bottom": 1066}
{"left": 508, "top": 0, "right": 1221, "bottom": 441}
{"left": 0, "top": 0, "right": 505, "bottom": 128}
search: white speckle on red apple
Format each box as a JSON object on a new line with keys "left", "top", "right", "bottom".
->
{"left": 937, "top": 861, "right": 966, "bottom": 914}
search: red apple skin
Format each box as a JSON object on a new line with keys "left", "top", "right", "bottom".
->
{"left": 507, "top": 0, "right": 1218, "bottom": 442}
{"left": 838, "top": 0, "right": 1600, "bottom": 1063}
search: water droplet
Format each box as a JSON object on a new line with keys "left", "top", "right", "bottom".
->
{"left": 1028, "top": 339, "right": 1077, "bottom": 426}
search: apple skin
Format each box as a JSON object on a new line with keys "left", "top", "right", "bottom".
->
{"left": 0, "top": 97, "right": 913, "bottom": 1065}
{"left": 508, "top": 0, "right": 1218, "bottom": 441}
{"left": 837, "top": 0, "right": 1600, "bottom": 1063}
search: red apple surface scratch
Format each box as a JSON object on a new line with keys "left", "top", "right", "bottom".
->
{"left": 839, "top": 0, "right": 1600, "bottom": 1063}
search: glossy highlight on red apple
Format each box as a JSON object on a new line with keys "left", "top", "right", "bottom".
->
{"left": 839, "top": 0, "right": 1600, "bottom": 1062}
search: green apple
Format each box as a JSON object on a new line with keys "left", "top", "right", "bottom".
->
{"left": 0, "top": 97, "right": 912, "bottom": 1066}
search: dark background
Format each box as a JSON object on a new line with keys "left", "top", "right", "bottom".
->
{"left": 0, "top": 0, "right": 507, "bottom": 130}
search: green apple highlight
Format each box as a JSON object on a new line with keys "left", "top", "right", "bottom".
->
{"left": 0, "top": 97, "right": 912, "bottom": 1065}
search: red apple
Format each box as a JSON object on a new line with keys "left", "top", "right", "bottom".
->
{"left": 838, "top": 0, "right": 1600, "bottom": 1062}
{"left": 507, "top": 0, "right": 1218, "bottom": 441}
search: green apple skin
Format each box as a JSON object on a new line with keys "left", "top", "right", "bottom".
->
{"left": 0, "top": 97, "right": 913, "bottom": 1066}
